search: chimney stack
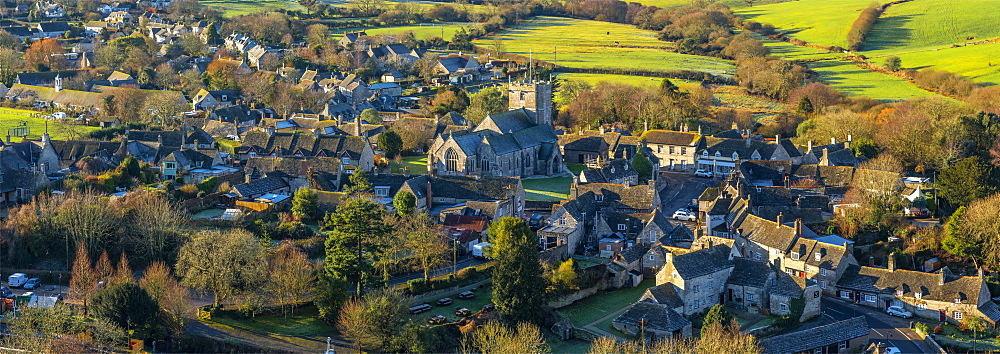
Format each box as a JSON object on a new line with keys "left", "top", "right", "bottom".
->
{"left": 831, "top": 137, "right": 836, "bottom": 145}
{"left": 807, "top": 140, "right": 813, "bottom": 153}
{"left": 426, "top": 180, "right": 433, "bottom": 209}
{"left": 939, "top": 271, "right": 945, "bottom": 286}
{"left": 794, "top": 218, "right": 802, "bottom": 236}
{"left": 403, "top": 166, "right": 410, "bottom": 177}
{"left": 694, "top": 227, "right": 703, "bottom": 239}
{"left": 888, "top": 252, "right": 896, "bottom": 271}
{"left": 776, "top": 212, "right": 783, "bottom": 226}
{"left": 775, "top": 134, "right": 780, "bottom": 143}
{"left": 847, "top": 134, "right": 853, "bottom": 142}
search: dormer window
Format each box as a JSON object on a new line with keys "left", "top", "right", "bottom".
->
{"left": 732, "top": 152, "right": 739, "bottom": 160}
{"left": 595, "top": 195, "right": 604, "bottom": 202}
{"left": 342, "top": 157, "right": 351, "bottom": 165}
{"left": 896, "top": 290, "right": 903, "bottom": 296}
{"left": 915, "top": 293, "right": 922, "bottom": 299}
{"left": 703, "top": 151, "right": 709, "bottom": 157}
{"left": 617, "top": 224, "right": 625, "bottom": 231}
{"left": 715, "top": 152, "right": 721, "bottom": 158}
{"left": 955, "top": 298, "right": 961, "bottom": 304}
{"left": 374, "top": 187, "right": 389, "bottom": 197}
{"left": 815, "top": 252, "right": 821, "bottom": 261}
{"left": 790, "top": 252, "right": 800, "bottom": 260}
{"left": 221, "top": 95, "right": 228, "bottom": 101}
{"left": 559, "top": 217, "right": 566, "bottom": 225}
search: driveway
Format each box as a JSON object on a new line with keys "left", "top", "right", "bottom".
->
{"left": 820, "top": 297, "right": 933, "bottom": 353}
{"left": 658, "top": 171, "right": 710, "bottom": 227}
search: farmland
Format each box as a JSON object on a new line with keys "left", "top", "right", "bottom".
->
{"left": 862, "top": 0, "right": 1000, "bottom": 55}
{"left": 889, "top": 43, "right": 1000, "bottom": 85}
{"left": 0, "top": 108, "right": 97, "bottom": 140}
{"left": 806, "top": 60, "right": 937, "bottom": 101}
{"left": 202, "top": 0, "right": 305, "bottom": 17}
{"left": 357, "top": 23, "right": 475, "bottom": 40}
{"left": 555, "top": 73, "right": 699, "bottom": 89}
{"left": 733, "top": 0, "right": 876, "bottom": 49}
{"left": 474, "top": 16, "right": 735, "bottom": 75}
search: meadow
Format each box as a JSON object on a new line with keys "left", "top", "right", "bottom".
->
{"left": 474, "top": 16, "right": 735, "bottom": 75}
{"left": 0, "top": 108, "right": 97, "bottom": 140}
{"left": 733, "top": 0, "right": 876, "bottom": 49}
{"left": 555, "top": 73, "right": 699, "bottom": 89}
{"left": 201, "top": 0, "right": 305, "bottom": 17}
{"left": 806, "top": 60, "right": 937, "bottom": 101}
{"left": 359, "top": 22, "right": 474, "bottom": 40}
{"left": 862, "top": 0, "right": 1000, "bottom": 56}
{"left": 889, "top": 43, "right": 1000, "bottom": 85}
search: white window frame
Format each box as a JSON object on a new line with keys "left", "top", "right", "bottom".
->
{"left": 746, "top": 293, "right": 754, "bottom": 301}
{"left": 815, "top": 252, "right": 821, "bottom": 261}
{"left": 617, "top": 224, "right": 626, "bottom": 231}
{"left": 864, "top": 294, "right": 877, "bottom": 303}
{"left": 896, "top": 290, "right": 903, "bottom": 296}
{"left": 648, "top": 255, "right": 655, "bottom": 261}
{"left": 918, "top": 304, "right": 927, "bottom": 310}
{"left": 915, "top": 293, "right": 922, "bottom": 299}
{"left": 780, "top": 303, "right": 788, "bottom": 312}
{"left": 954, "top": 311, "right": 963, "bottom": 320}
{"left": 595, "top": 195, "right": 604, "bottom": 201}
{"left": 839, "top": 341, "right": 848, "bottom": 350}
{"left": 693, "top": 285, "right": 700, "bottom": 293}
{"left": 374, "top": 187, "right": 389, "bottom": 197}
{"left": 790, "top": 252, "right": 800, "bottom": 260}
{"left": 820, "top": 268, "right": 827, "bottom": 276}
{"left": 820, "top": 280, "right": 827, "bottom": 289}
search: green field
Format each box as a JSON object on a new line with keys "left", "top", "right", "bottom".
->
{"left": 891, "top": 42, "right": 1000, "bottom": 85}
{"left": 201, "top": 0, "right": 305, "bottom": 16}
{"left": 0, "top": 108, "right": 97, "bottom": 140}
{"left": 522, "top": 176, "right": 572, "bottom": 201}
{"left": 555, "top": 73, "right": 700, "bottom": 89}
{"left": 210, "top": 305, "right": 334, "bottom": 337}
{"left": 475, "top": 16, "right": 734, "bottom": 75}
{"left": 391, "top": 155, "right": 428, "bottom": 174}
{"left": 734, "top": 0, "right": 875, "bottom": 49}
{"left": 359, "top": 23, "right": 474, "bottom": 40}
{"left": 557, "top": 279, "right": 653, "bottom": 328}
{"left": 807, "top": 60, "right": 937, "bottom": 101}
{"left": 863, "top": 0, "right": 1000, "bottom": 55}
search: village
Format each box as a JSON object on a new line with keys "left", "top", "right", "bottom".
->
{"left": 0, "top": 0, "right": 999, "bottom": 352}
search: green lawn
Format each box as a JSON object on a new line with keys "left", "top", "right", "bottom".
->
{"left": 806, "top": 60, "right": 938, "bottom": 101}
{"left": 408, "top": 286, "right": 494, "bottom": 325}
{"left": 391, "top": 155, "right": 428, "bottom": 174}
{"left": 557, "top": 279, "right": 655, "bottom": 327}
{"left": 733, "top": 0, "right": 877, "bottom": 49}
{"left": 0, "top": 108, "right": 97, "bottom": 140}
{"left": 522, "top": 176, "right": 572, "bottom": 201}
{"left": 201, "top": 0, "right": 305, "bottom": 17}
{"left": 209, "top": 305, "right": 334, "bottom": 337}
{"left": 566, "top": 163, "right": 588, "bottom": 175}
{"left": 475, "top": 16, "right": 734, "bottom": 75}
{"left": 937, "top": 323, "right": 1000, "bottom": 351}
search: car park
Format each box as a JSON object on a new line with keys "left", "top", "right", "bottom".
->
{"left": 23, "top": 278, "right": 40, "bottom": 290}
{"left": 886, "top": 305, "right": 912, "bottom": 318}
{"left": 672, "top": 209, "right": 696, "bottom": 221}
{"left": 455, "top": 308, "right": 471, "bottom": 317}
{"left": 408, "top": 304, "right": 432, "bottom": 314}
{"left": 458, "top": 291, "right": 475, "bottom": 299}
{"left": 436, "top": 297, "right": 453, "bottom": 306}
{"left": 7, "top": 273, "right": 27, "bottom": 288}
{"left": 694, "top": 169, "right": 713, "bottom": 178}
{"left": 428, "top": 315, "right": 447, "bottom": 325}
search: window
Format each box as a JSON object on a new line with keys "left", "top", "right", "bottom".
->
{"left": 342, "top": 157, "right": 351, "bottom": 165}
{"left": 164, "top": 162, "right": 176, "bottom": 169}
{"left": 694, "top": 299, "right": 700, "bottom": 308}
{"left": 820, "top": 268, "right": 827, "bottom": 276}
{"left": 221, "top": 95, "right": 228, "bottom": 101}
{"left": 790, "top": 252, "right": 800, "bottom": 260}
{"left": 693, "top": 285, "right": 700, "bottom": 293}
{"left": 668, "top": 146, "right": 674, "bottom": 154}
{"left": 374, "top": 187, "right": 389, "bottom": 197}
{"left": 648, "top": 255, "right": 655, "bottom": 261}
{"left": 955, "top": 298, "right": 961, "bottom": 304}
{"left": 595, "top": 195, "right": 604, "bottom": 202}
{"left": 954, "top": 311, "right": 963, "bottom": 320}
{"left": 815, "top": 252, "right": 822, "bottom": 261}
{"left": 754, "top": 252, "right": 761, "bottom": 260}
{"left": 864, "top": 294, "right": 877, "bottom": 303}
{"left": 605, "top": 245, "right": 611, "bottom": 251}
{"left": 896, "top": 290, "right": 903, "bottom": 296}
{"left": 839, "top": 341, "right": 848, "bottom": 350}
{"left": 249, "top": 152, "right": 257, "bottom": 157}
{"left": 820, "top": 280, "right": 827, "bottom": 289}
{"left": 445, "top": 149, "right": 459, "bottom": 172}
{"left": 617, "top": 224, "right": 626, "bottom": 231}
{"left": 746, "top": 293, "right": 754, "bottom": 301}
{"left": 681, "top": 147, "right": 687, "bottom": 155}
{"left": 915, "top": 293, "right": 922, "bottom": 299}
{"left": 658, "top": 146, "right": 663, "bottom": 154}
{"left": 559, "top": 217, "right": 566, "bottom": 225}
{"left": 814, "top": 349, "right": 822, "bottom": 354}
{"left": 918, "top": 304, "right": 927, "bottom": 310}
{"left": 732, "top": 152, "right": 738, "bottom": 160}
{"left": 780, "top": 303, "right": 788, "bottom": 312}
{"left": 839, "top": 291, "right": 851, "bottom": 299}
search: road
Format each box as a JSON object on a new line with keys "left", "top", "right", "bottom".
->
{"left": 821, "top": 297, "right": 931, "bottom": 353}
{"left": 657, "top": 171, "right": 711, "bottom": 227}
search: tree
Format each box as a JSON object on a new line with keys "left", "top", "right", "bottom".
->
{"left": 95, "top": 251, "right": 113, "bottom": 284}
{"left": 377, "top": 130, "right": 404, "bottom": 160}
{"left": 0, "top": 47, "right": 20, "bottom": 85}
{"left": 885, "top": 56, "right": 902, "bottom": 72}
{"left": 266, "top": 244, "right": 316, "bottom": 317}
{"left": 589, "top": 320, "right": 760, "bottom": 353}
{"left": 946, "top": 194, "right": 1000, "bottom": 268}
{"left": 797, "top": 96, "right": 814, "bottom": 114}
{"left": 175, "top": 229, "right": 267, "bottom": 307}
{"left": 463, "top": 321, "right": 550, "bottom": 354}
{"left": 942, "top": 206, "right": 974, "bottom": 257}
{"left": 291, "top": 187, "right": 319, "bottom": 221}
{"left": 139, "top": 261, "right": 190, "bottom": 333}
{"left": 850, "top": 138, "right": 879, "bottom": 159}
{"left": 24, "top": 39, "right": 66, "bottom": 71}
{"left": 306, "top": 24, "right": 329, "bottom": 47}
{"left": 90, "top": 282, "right": 159, "bottom": 336}
{"left": 203, "top": 23, "right": 221, "bottom": 46}
{"left": 547, "top": 258, "right": 577, "bottom": 292}
{"left": 489, "top": 217, "right": 546, "bottom": 324}
{"left": 360, "top": 108, "right": 382, "bottom": 124}
{"left": 938, "top": 156, "right": 998, "bottom": 208}
{"left": 701, "top": 304, "right": 734, "bottom": 336}
{"left": 400, "top": 214, "right": 448, "bottom": 280}
{"left": 108, "top": 252, "right": 133, "bottom": 287}
{"left": 324, "top": 196, "right": 390, "bottom": 295}
{"left": 68, "top": 242, "right": 96, "bottom": 314}
{"left": 337, "top": 287, "right": 410, "bottom": 352}
{"left": 464, "top": 87, "right": 508, "bottom": 124}
{"left": 393, "top": 189, "right": 416, "bottom": 217}
{"left": 343, "top": 169, "right": 373, "bottom": 195}
{"left": 659, "top": 78, "right": 679, "bottom": 96}
{"left": 631, "top": 153, "right": 653, "bottom": 181}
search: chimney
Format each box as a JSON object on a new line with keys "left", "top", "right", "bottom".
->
{"left": 784, "top": 176, "right": 790, "bottom": 189}
{"left": 426, "top": 179, "right": 433, "bottom": 209}
{"left": 434, "top": 114, "right": 440, "bottom": 126}
{"left": 427, "top": 156, "right": 435, "bottom": 176}
{"left": 599, "top": 126, "right": 606, "bottom": 134}
{"left": 571, "top": 175, "right": 579, "bottom": 198}
{"left": 979, "top": 267, "right": 985, "bottom": 278}
{"left": 939, "top": 271, "right": 945, "bottom": 286}
{"left": 355, "top": 116, "right": 362, "bottom": 137}
{"left": 794, "top": 218, "right": 802, "bottom": 236}
{"left": 844, "top": 140, "right": 850, "bottom": 150}
{"left": 868, "top": 256, "right": 875, "bottom": 267}
{"left": 887, "top": 252, "right": 896, "bottom": 271}
{"left": 775, "top": 134, "right": 780, "bottom": 143}
{"left": 403, "top": 166, "right": 410, "bottom": 177}
{"left": 664, "top": 251, "right": 673, "bottom": 265}
{"left": 807, "top": 140, "right": 813, "bottom": 153}
{"left": 697, "top": 125, "right": 702, "bottom": 136}
{"left": 848, "top": 134, "right": 853, "bottom": 142}
{"left": 776, "top": 212, "right": 783, "bottom": 226}
{"left": 157, "top": 134, "right": 163, "bottom": 145}
{"left": 745, "top": 136, "right": 751, "bottom": 147}
{"left": 193, "top": 139, "right": 199, "bottom": 150}
{"left": 694, "top": 227, "right": 703, "bottom": 239}
{"left": 830, "top": 137, "right": 836, "bottom": 145}
{"left": 245, "top": 173, "right": 252, "bottom": 184}
{"left": 644, "top": 120, "right": 649, "bottom": 132}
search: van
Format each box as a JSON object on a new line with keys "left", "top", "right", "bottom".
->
{"left": 8, "top": 273, "right": 27, "bottom": 288}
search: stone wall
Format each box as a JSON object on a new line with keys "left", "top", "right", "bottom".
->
{"left": 548, "top": 278, "right": 608, "bottom": 309}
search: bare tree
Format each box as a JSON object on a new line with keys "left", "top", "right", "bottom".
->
{"left": 139, "top": 261, "right": 190, "bottom": 333}
{"left": 400, "top": 214, "right": 449, "bottom": 280}
{"left": 68, "top": 241, "right": 96, "bottom": 314}
{"left": 266, "top": 244, "right": 316, "bottom": 317}
{"left": 462, "top": 321, "right": 550, "bottom": 354}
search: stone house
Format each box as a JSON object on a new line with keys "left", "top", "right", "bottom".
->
{"left": 243, "top": 157, "right": 345, "bottom": 192}
{"left": 558, "top": 134, "right": 608, "bottom": 165}
{"left": 696, "top": 136, "right": 804, "bottom": 178}
{"left": 835, "top": 264, "right": 1000, "bottom": 324}
{"left": 579, "top": 159, "right": 639, "bottom": 186}
{"left": 641, "top": 129, "right": 702, "bottom": 171}
{"left": 395, "top": 175, "right": 525, "bottom": 216}
{"left": 238, "top": 131, "right": 375, "bottom": 172}
{"left": 230, "top": 174, "right": 290, "bottom": 199}
{"left": 759, "top": 316, "right": 870, "bottom": 354}
{"left": 338, "top": 31, "right": 367, "bottom": 48}
{"left": 656, "top": 244, "right": 735, "bottom": 316}
{"left": 160, "top": 148, "right": 229, "bottom": 182}
{"left": 769, "top": 270, "right": 822, "bottom": 319}
{"left": 613, "top": 300, "right": 692, "bottom": 341}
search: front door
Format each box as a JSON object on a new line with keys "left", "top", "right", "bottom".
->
{"left": 940, "top": 310, "right": 947, "bottom": 321}
{"left": 884, "top": 300, "right": 891, "bottom": 310}
{"left": 728, "top": 289, "right": 734, "bottom": 301}
{"left": 719, "top": 293, "right": 725, "bottom": 305}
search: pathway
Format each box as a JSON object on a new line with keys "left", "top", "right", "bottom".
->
{"left": 581, "top": 307, "right": 631, "bottom": 339}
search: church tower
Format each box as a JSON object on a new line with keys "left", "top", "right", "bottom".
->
{"left": 508, "top": 81, "right": 553, "bottom": 127}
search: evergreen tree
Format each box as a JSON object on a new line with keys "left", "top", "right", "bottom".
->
{"left": 631, "top": 153, "right": 653, "bottom": 181}
{"left": 323, "top": 197, "right": 390, "bottom": 295}
{"left": 797, "top": 96, "right": 814, "bottom": 114}
{"left": 291, "top": 187, "right": 319, "bottom": 221}
{"left": 377, "top": 130, "right": 403, "bottom": 160}
{"left": 490, "top": 217, "right": 546, "bottom": 324}
{"left": 393, "top": 189, "right": 416, "bottom": 217}
{"left": 659, "top": 78, "right": 679, "bottom": 96}
{"left": 701, "top": 304, "right": 734, "bottom": 336}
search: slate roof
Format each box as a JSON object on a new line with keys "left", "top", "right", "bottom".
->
{"left": 733, "top": 213, "right": 798, "bottom": 253}
{"left": 641, "top": 129, "right": 701, "bottom": 146}
{"left": 712, "top": 129, "right": 743, "bottom": 139}
{"left": 240, "top": 131, "right": 368, "bottom": 158}
{"left": 232, "top": 175, "right": 287, "bottom": 197}
{"left": 979, "top": 301, "right": 1000, "bottom": 323}
{"left": 245, "top": 157, "right": 342, "bottom": 176}
{"left": 770, "top": 271, "right": 810, "bottom": 297}
{"left": 728, "top": 258, "right": 772, "bottom": 287}
{"left": 746, "top": 187, "right": 796, "bottom": 207}
{"left": 16, "top": 70, "right": 81, "bottom": 86}
{"left": 702, "top": 137, "right": 778, "bottom": 160}
{"left": 614, "top": 299, "right": 691, "bottom": 333}
{"left": 759, "top": 316, "right": 869, "bottom": 354}
{"left": 52, "top": 140, "right": 119, "bottom": 162}
{"left": 558, "top": 134, "right": 607, "bottom": 152}
{"left": 165, "top": 149, "right": 217, "bottom": 168}
{"left": 792, "top": 165, "right": 855, "bottom": 187}
{"left": 618, "top": 243, "right": 650, "bottom": 264}
{"left": 431, "top": 175, "right": 519, "bottom": 201}
{"left": 575, "top": 183, "right": 657, "bottom": 212}
{"left": 672, "top": 244, "right": 732, "bottom": 279}
{"left": 837, "top": 265, "right": 985, "bottom": 304}
{"left": 643, "top": 284, "right": 685, "bottom": 308}
{"left": 37, "top": 22, "right": 71, "bottom": 33}
{"left": 481, "top": 109, "right": 535, "bottom": 134}
{"left": 581, "top": 159, "right": 637, "bottom": 184}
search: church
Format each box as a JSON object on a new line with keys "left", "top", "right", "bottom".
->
{"left": 428, "top": 81, "right": 564, "bottom": 178}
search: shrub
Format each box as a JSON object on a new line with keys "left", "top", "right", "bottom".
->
{"left": 934, "top": 325, "right": 944, "bottom": 334}
{"left": 915, "top": 322, "right": 930, "bottom": 336}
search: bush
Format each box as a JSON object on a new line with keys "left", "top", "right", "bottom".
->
{"left": 915, "top": 322, "right": 931, "bottom": 336}
{"left": 934, "top": 325, "right": 944, "bottom": 334}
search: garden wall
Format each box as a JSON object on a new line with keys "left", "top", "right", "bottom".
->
{"left": 548, "top": 278, "right": 608, "bottom": 309}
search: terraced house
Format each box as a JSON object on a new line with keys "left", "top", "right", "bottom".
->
{"left": 237, "top": 131, "right": 375, "bottom": 173}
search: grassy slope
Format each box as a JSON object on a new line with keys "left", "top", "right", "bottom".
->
{"left": 863, "top": 0, "right": 1000, "bottom": 55}
{"left": 555, "top": 73, "right": 699, "bottom": 89}
{"left": 359, "top": 23, "right": 475, "bottom": 40}
{"left": 891, "top": 43, "right": 1000, "bottom": 85}
{"left": 807, "top": 60, "right": 936, "bottom": 101}
{"left": 0, "top": 108, "right": 97, "bottom": 140}
{"left": 733, "top": 0, "right": 875, "bottom": 49}
{"left": 475, "top": 16, "right": 734, "bottom": 75}
{"left": 202, "top": 0, "right": 305, "bottom": 17}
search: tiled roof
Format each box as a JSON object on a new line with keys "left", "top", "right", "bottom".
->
{"left": 245, "top": 157, "right": 342, "bottom": 176}
{"left": 575, "top": 183, "right": 656, "bottom": 212}
{"left": 232, "top": 175, "right": 287, "bottom": 197}
{"left": 837, "top": 265, "right": 985, "bottom": 304}
{"left": 728, "top": 258, "right": 771, "bottom": 287}
{"left": 759, "top": 316, "right": 869, "bottom": 353}
{"left": 642, "top": 284, "right": 684, "bottom": 308}
{"left": 733, "top": 213, "right": 798, "bottom": 253}
{"left": 792, "top": 165, "right": 855, "bottom": 187}
{"left": 52, "top": 140, "right": 119, "bottom": 162}
{"left": 613, "top": 299, "right": 691, "bottom": 333}
{"left": 581, "top": 159, "right": 638, "bottom": 184}
{"left": 979, "top": 301, "right": 1000, "bottom": 323}
{"left": 672, "top": 244, "right": 732, "bottom": 279}
{"left": 443, "top": 215, "right": 488, "bottom": 232}
{"left": 618, "top": 243, "right": 650, "bottom": 264}
{"left": 558, "top": 134, "right": 607, "bottom": 152}
{"left": 641, "top": 130, "right": 700, "bottom": 146}
{"left": 770, "top": 270, "right": 810, "bottom": 297}
{"left": 431, "top": 175, "right": 519, "bottom": 201}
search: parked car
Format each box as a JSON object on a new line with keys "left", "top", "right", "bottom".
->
{"left": 408, "top": 304, "right": 432, "bottom": 314}
{"left": 458, "top": 291, "right": 476, "bottom": 299}
{"left": 436, "top": 298, "right": 453, "bottom": 306}
{"left": 455, "top": 308, "right": 471, "bottom": 317}
{"left": 482, "top": 303, "right": 495, "bottom": 312}
{"left": 886, "top": 306, "right": 912, "bottom": 318}
{"left": 23, "top": 278, "right": 41, "bottom": 290}
{"left": 0, "top": 287, "right": 11, "bottom": 298}
{"left": 428, "top": 315, "right": 447, "bottom": 325}
{"left": 7, "top": 273, "right": 27, "bottom": 288}
{"left": 694, "top": 169, "right": 713, "bottom": 178}
{"left": 672, "top": 209, "right": 696, "bottom": 221}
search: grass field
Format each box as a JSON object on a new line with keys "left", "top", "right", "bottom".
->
{"left": 0, "top": 108, "right": 97, "bottom": 140}
{"left": 210, "top": 305, "right": 334, "bottom": 337}
{"left": 807, "top": 60, "right": 937, "bottom": 101}
{"left": 863, "top": 0, "right": 1000, "bottom": 55}
{"left": 890, "top": 42, "right": 1000, "bottom": 85}
{"left": 202, "top": 0, "right": 305, "bottom": 16}
{"left": 557, "top": 279, "right": 653, "bottom": 328}
{"left": 475, "top": 16, "right": 734, "bottom": 75}
{"left": 734, "top": 0, "right": 875, "bottom": 49}
{"left": 359, "top": 23, "right": 477, "bottom": 40}
{"left": 391, "top": 155, "right": 428, "bottom": 174}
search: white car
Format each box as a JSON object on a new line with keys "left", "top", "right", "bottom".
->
{"left": 884, "top": 347, "right": 902, "bottom": 354}
{"left": 672, "top": 209, "right": 696, "bottom": 221}
{"left": 886, "top": 305, "right": 912, "bottom": 318}
{"left": 694, "top": 169, "right": 713, "bottom": 178}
